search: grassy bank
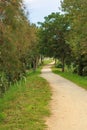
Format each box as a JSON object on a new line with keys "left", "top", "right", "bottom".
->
{"left": 53, "top": 68, "right": 87, "bottom": 90}
{"left": 0, "top": 69, "right": 51, "bottom": 130}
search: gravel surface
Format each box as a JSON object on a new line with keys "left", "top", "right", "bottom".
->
{"left": 41, "top": 63, "right": 87, "bottom": 130}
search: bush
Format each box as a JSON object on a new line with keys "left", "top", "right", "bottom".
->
{"left": 83, "top": 66, "right": 87, "bottom": 76}
{"left": 55, "top": 63, "right": 62, "bottom": 68}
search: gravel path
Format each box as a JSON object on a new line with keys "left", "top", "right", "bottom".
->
{"left": 41, "top": 63, "right": 87, "bottom": 130}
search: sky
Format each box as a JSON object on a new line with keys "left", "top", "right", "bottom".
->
{"left": 23, "top": 0, "right": 62, "bottom": 24}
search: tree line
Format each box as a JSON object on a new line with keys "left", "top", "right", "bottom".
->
{"left": 0, "top": 0, "right": 39, "bottom": 96}
{"left": 38, "top": 0, "right": 87, "bottom": 76}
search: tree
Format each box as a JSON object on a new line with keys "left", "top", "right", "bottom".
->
{"left": 38, "top": 13, "right": 71, "bottom": 72}
{"left": 0, "top": 0, "right": 39, "bottom": 95}
{"left": 61, "top": 0, "right": 87, "bottom": 75}
{"left": 23, "top": 24, "right": 40, "bottom": 71}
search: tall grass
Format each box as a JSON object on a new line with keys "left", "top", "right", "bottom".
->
{"left": 0, "top": 69, "right": 51, "bottom": 130}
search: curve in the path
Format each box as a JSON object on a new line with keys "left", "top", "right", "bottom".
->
{"left": 41, "top": 63, "right": 87, "bottom": 130}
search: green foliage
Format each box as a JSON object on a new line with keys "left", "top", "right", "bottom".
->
{"left": 38, "top": 12, "right": 71, "bottom": 72}
{"left": 0, "top": 0, "right": 39, "bottom": 95}
{"left": 61, "top": 0, "right": 87, "bottom": 76}
{"left": 55, "top": 63, "right": 63, "bottom": 68}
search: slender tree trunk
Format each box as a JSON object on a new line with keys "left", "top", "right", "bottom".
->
{"left": 40, "top": 55, "right": 44, "bottom": 65}
{"left": 78, "top": 62, "right": 83, "bottom": 76}
{"left": 33, "top": 56, "right": 39, "bottom": 71}
{"left": 33, "top": 60, "right": 36, "bottom": 71}
{"left": 78, "top": 55, "right": 84, "bottom": 76}
{"left": 62, "top": 57, "right": 65, "bottom": 72}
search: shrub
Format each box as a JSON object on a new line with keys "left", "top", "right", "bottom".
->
{"left": 55, "top": 63, "right": 62, "bottom": 68}
{"left": 83, "top": 66, "right": 87, "bottom": 76}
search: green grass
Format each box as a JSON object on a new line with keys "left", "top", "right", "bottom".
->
{"left": 0, "top": 69, "right": 51, "bottom": 130}
{"left": 53, "top": 68, "right": 87, "bottom": 90}
{"left": 43, "top": 58, "right": 53, "bottom": 65}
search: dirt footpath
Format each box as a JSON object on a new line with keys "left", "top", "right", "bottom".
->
{"left": 41, "top": 63, "right": 87, "bottom": 130}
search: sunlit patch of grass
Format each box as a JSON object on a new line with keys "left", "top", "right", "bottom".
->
{"left": 0, "top": 69, "right": 51, "bottom": 130}
{"left": 43, "top": 58, "right": 53, "bottom": 65}
{"left": 53, "top": 68, "right": 87, "bottom": 90}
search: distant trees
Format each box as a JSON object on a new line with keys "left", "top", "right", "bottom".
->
{"left": 38, "top": 13, "right": 71, "bottom": 72}
{"left": 0, "top": 0, "right": 39, "bottom": 95}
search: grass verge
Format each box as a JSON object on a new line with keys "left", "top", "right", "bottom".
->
{"left": 53, "top": 68, "right": 87, "bottom": 90}
{"left": 0, "top": 68, "right": 51, "bottom": 130}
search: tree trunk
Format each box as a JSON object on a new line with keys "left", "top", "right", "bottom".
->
{"left": 40, "top": 55, "right": 44, "bottom": 65}
{"left": 33, "top": 57, "right": 39, "bottom": 71}
{"left": 78, "top": 62, "right": 83, "bottom": 76}
{"left": 62, "top": 57, "right": 65, "bottom": 72}
{"left": 78, "top": 55, "right": 84, "bottom": 76}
